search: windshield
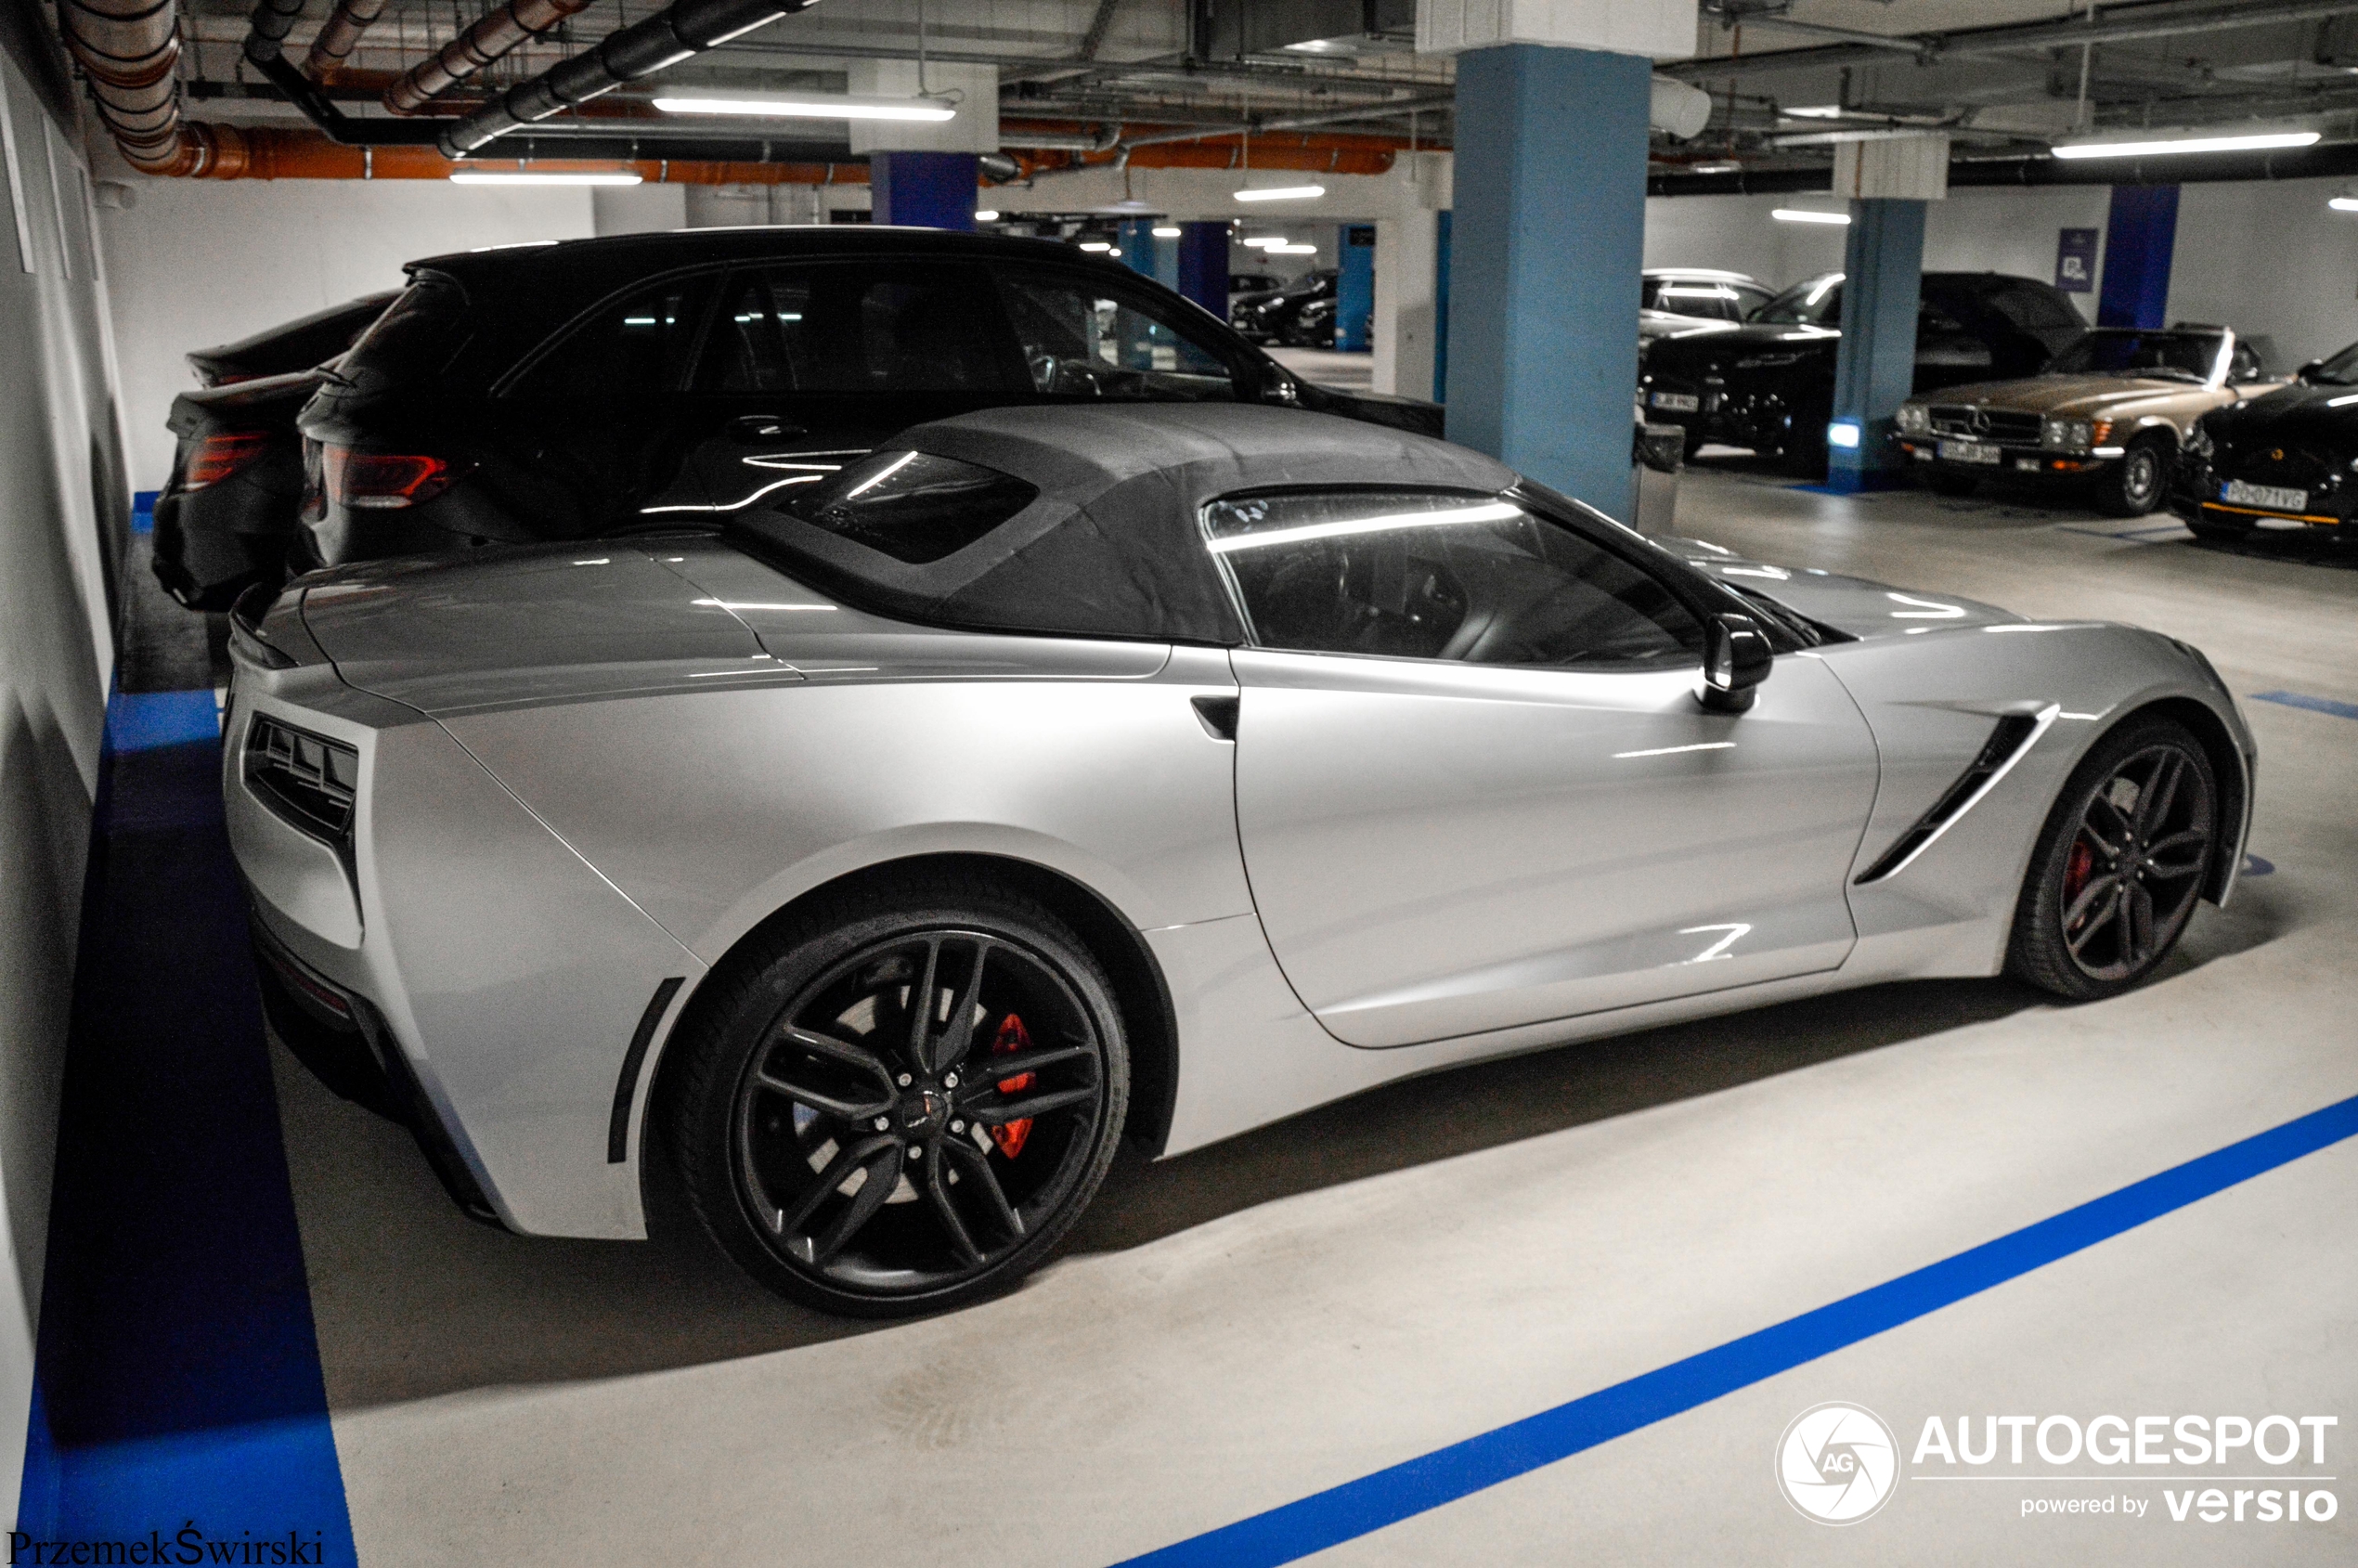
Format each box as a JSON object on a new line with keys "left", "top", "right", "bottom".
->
{"left": 2307, "top": 340, "right": 2358, "bottom": 386}
{"left": 1751, "top": 274, "right": 1842, "bottom": 327}
{"left": 339, "top": 275, "right": 471, "bottom": 393}
{"left": 2045, "top": 330, "right": 2222, "bottom": 382}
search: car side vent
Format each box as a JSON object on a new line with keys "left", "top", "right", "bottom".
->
{"left": 246, "top": 715, "right": 359, "bottom": 849}
{"left": 1854, "top": 714, "right": 2043, "bottom": 887}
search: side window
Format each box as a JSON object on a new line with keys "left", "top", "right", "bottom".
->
{"left": 695, "top": 262, "right": 1023, "bottom": 394}
{"left": 1203, "top": 491, "right": 1700, "bottom": 667}
{"left": 995, "top": 270, "right": 1241, "bottom": 401}
{"left": 1987, "top": 281, "right": 2085, "bottom": 333}
{"left": 1653, "top": 279, "right": 1746, "bottom": 322}
{"left": 2229, "top": 341, "right": 2263, "bottom": 380}
{"left": 510, "top": 275, "right": 713, "bottom": 399}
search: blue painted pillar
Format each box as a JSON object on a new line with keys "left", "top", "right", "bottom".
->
{"left": 869, "top": 152, "right": 977, "bottom": 229}
{"left": 1826, "top": 197, "right": 1926, "bottom": 493}
{"left": 1433, "top": 209, "right": 1452, "bottom": 404}
{"left": 2097, "top": 184, "right": 2179, "bottom": 329}
{"left": 1336, "top": 223, "right": 1376, "bottom": 352}
{"left": 1175, "top": 221, "right": 1229, "bottom": 316}
{"left": 1445, "top": 45, "right": 1648, "bottom": 514}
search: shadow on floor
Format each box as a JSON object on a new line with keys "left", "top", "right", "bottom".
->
{"left": 292, "top": 967, "right": 2069, "bottom": 1410}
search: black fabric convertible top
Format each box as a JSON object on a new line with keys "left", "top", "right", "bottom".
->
{"left": 730, "top": 404, "right": 1521, "bottom": 643}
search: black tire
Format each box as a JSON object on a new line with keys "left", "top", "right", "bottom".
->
{"left": 667, "top": 871, "right": 1129, "bottom": 1316}
{"left": 1927, "top": 472, "right": 1980, "bottom": 498}
{"left": 1779, "top": 409, "right": 1830, "bottom": 479}
{"left": 2095, "top": 435, "right": 2170, "bottom": 517}
{"left": 2006, "top": 718, "right": 2218, "bottom": 1002}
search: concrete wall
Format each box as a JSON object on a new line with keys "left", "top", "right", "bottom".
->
{"left": 2169, "top": 175, "right": 2358, "bottom": 370}
{"left": 0, "top": 58, "right": 119, "bottom": 1534}
{"left": 1642, "top": 185, "right": 2108, "bottom": 323}
{"left": 96, "top": 177, "right": 597, "bottom": 488}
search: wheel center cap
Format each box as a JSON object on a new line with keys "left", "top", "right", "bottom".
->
{"left": 898, "top": 1088, "right": 950, "bottom": 1135}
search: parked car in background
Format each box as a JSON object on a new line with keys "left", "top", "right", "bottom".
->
{"left": 1230, "top": 268, "right": 1337, "bottom": 344}
{"left": 1227, "top": 270, "right": 1283, "bottom": 303}
{"left": 1285, "top": 293, "right": 1348, "bottom": 349}
{"left": 1639, "top": 271, "right": 2087, "bottom": 475}
{"left": 1895, "top": 327, "right": 2280, "bottom": 515}
{"left": 1639, "top": 268, "right": 1772, "bottom": 352}
{"left": 294, "top": 231, "right": 1434, "bottom": 568}
{"left": 185, "top": 292, "right": 395, "bottom": 387}
{"left": 152, "top": 368, "right": 326, "bottom": 610}
{"left": 2170, "top": 337, "right": 2358, "bottom": 541}
{"left": 226, "top": 401, "right": 2251, "bottom": 1315}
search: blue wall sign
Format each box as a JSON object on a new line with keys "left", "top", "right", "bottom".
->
{"left": 2055, "top": 227, "right": 2099, "bottom": 293}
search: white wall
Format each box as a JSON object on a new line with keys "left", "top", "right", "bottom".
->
{"left": 1644, "top": 185, "right": 2109, "bottom": 323}
{"left": 2169, "top": 175, "right": 2358, "bottom": 369}
{"left": 0, "top": 58, "right": 119, "bottom": 1534}
{"left": 96, "top": 179, "right": 596, "bottom": 488}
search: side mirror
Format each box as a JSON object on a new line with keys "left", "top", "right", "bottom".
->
{"left": 2298, "top": 359, "right": 2324, "bottom": 382}
{"left": 1699, "top": 612, "right": 1773, "bottom": 713}
{"left": 1257, "top": 361, "right": 1301, "bottom": 406}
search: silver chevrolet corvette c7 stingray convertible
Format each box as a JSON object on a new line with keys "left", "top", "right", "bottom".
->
{"left": 223, "top": 404, "right": 2255, "bottom": 1315}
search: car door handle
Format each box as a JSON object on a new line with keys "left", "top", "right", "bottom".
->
{"left": 730, "top": 415, "right": 806, "bottom": 443}
{"left": 1191, "top": 695, "right": 1238, "bottom": 741}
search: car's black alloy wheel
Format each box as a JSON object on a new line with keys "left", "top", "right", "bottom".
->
{"left": 668, "top": 876, "right": 1127, "bottom": 1315}
{"left": 2008, "top": 718, "right": 2217, "bottom": 1000}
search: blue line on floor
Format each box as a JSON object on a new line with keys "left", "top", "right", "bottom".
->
{"left": 17, "top": 690, "right": 356, "bottom": 1561}
{"left": 2251, "top": 690, "right": 2358, "bottom": 721}
{"left": 1114, "top": 1093, "right": 2358, "bottom": 1568}
{"left": 103, "top": 689, "right": 222, "bottom": 752}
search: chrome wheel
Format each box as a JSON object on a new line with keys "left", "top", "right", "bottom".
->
{"left": 2056, "top": 742, "right": 2214, "bottom": 983}
{"left": 731, "top": 928, "right": 1109, "bottom": 1299}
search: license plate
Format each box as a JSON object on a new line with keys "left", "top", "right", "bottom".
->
{"left": 1938, "top": 439, "right": 2002, "bottom": 465}
{"left": 2222, "top": 478, "right": 2308, "bottom": 513}
{"left": 1650, "top": 392, "right": 1700, "bottom": 413}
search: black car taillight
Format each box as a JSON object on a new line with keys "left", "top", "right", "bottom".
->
{"left": 245, "top": 715, "right": 359, "bottom": 848}
{"left": 186, "top": 430, "right": 272, "bottom": 489}
{"left": 322, "top": 443, "right": 463, "bottom": 511}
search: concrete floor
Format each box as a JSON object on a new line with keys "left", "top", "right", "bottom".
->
{"left": 271, "top": 460, "right": 2355, "bottom": 1564}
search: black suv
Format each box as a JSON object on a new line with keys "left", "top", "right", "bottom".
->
{"left": 295, "top": 229, "right": 1435, "bottom": 567}
{"left": 1639, "top": 270, "right": 2087, "bottom": 475}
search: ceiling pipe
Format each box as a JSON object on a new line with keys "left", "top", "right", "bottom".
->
{"left": 136, "top": 122, "right": 875, "bottom": 180}
{"left": 1113, "top": 90, "right": 1455, "bottom": 152}
{"left": 382, "top": 0, "right": 598, "bottom": 115}
{"left": 304, "top": 0, "right": 391, "bottom": 79}
{"left": 1667, "top": 0, "right": 2358, "bottom": 83}
{"left": 1000, "top": 123, "right": 1123, "bottom": 152}
{"left": 439, "top": 0, "right": 821, "bottom": 157}
{"left": 1649, "top": 137, "right": 2358, "bottom": 195}
{"left": 57, "top": 0, "right": 189, "bottom": 172}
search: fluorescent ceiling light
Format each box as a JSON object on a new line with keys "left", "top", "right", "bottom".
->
{"left": 654, "top": 94, "right": 955, "bottom": 122}
{"left": 1267, "top": 242, "right": 1318, "bottom": 254}
{"left": 1151, "top": 225, "right": 1182, "bottom": 238}
{"left": 1078, "top": 240, "right": 1113, "bottom": 252}
{"left": 1235, "top": 185, "right": 1325, "bottom": 202}
{"left": 1242, "top": 236, "right": 1289, "bottom": 248}
{"left": 449, "top": 171, "right": 642, "bottom": 186}
{"left": 2053, "top": 129, "right": 2318, "bottom": 160}
{"left": 2332, "top": 197, "right": 2358, "bottom": 213}
{"left": 1785, "top": 104, "right": 1843, "bottom": 119}
{"left": 1772, "top": 208, "right": 1850, "bottom": 224}
{"left": 974, "top": 209, "right": 1000, "bottom": 221}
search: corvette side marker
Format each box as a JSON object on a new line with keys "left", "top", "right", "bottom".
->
{"left": 1114, "top": 1094, "right": 2358, "bottom": 1568}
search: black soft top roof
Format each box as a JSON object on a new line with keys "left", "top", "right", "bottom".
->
{"left": 732, "top": 404, "right": 1521, "bottom": 644}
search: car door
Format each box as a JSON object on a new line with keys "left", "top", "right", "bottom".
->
{"left": 671, "top": 259, "right": 1036, "bottom": 517}
{"left": 490, "top": 269, "right": 724, "bottom": 533}
{"left": 1220, "top": 490, "right": 1881, "bottom": 1048}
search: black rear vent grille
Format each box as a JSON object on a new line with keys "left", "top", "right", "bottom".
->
{"left": 1855, "top": 714, "right": 2042, "bottom": 886}
{"left": 1926, "top": 406, "right": 2042, "bottom": 444}
{"left": 246, "top": 715, "right": 358, "bottom": 847}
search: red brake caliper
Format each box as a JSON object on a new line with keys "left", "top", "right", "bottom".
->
{"left": 2065, "top": 838, "right": 2094, "bottom": 907}
{"left": 988, "top": 1014, "right": 1035, "bottom": 1160}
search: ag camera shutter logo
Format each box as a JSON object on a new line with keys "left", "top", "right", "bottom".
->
{"left": 1777, "top": 1403, "right": 1901, "bottom": 1524}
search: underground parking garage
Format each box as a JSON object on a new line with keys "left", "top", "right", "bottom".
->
{"left": 3, "top": 0, "right": 2356, "bottom": 1561}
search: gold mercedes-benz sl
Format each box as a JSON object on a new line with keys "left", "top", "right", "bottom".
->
{"left": 1893, "top": 326, "right": 2284, "bottom": 515}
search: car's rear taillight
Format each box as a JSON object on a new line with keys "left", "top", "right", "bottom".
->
{"left": 321, "top": 443, "right": 462, "bottom": 511}
{"left": 185, "top": 431, "right": 272, "bottom": 489}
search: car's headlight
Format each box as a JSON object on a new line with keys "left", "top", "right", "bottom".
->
{"left": 2041, "top": 417, "right": 2093, "bottom": 453}
{"left": 1896, "top": 404, "right": 1930, "bottom": 435}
